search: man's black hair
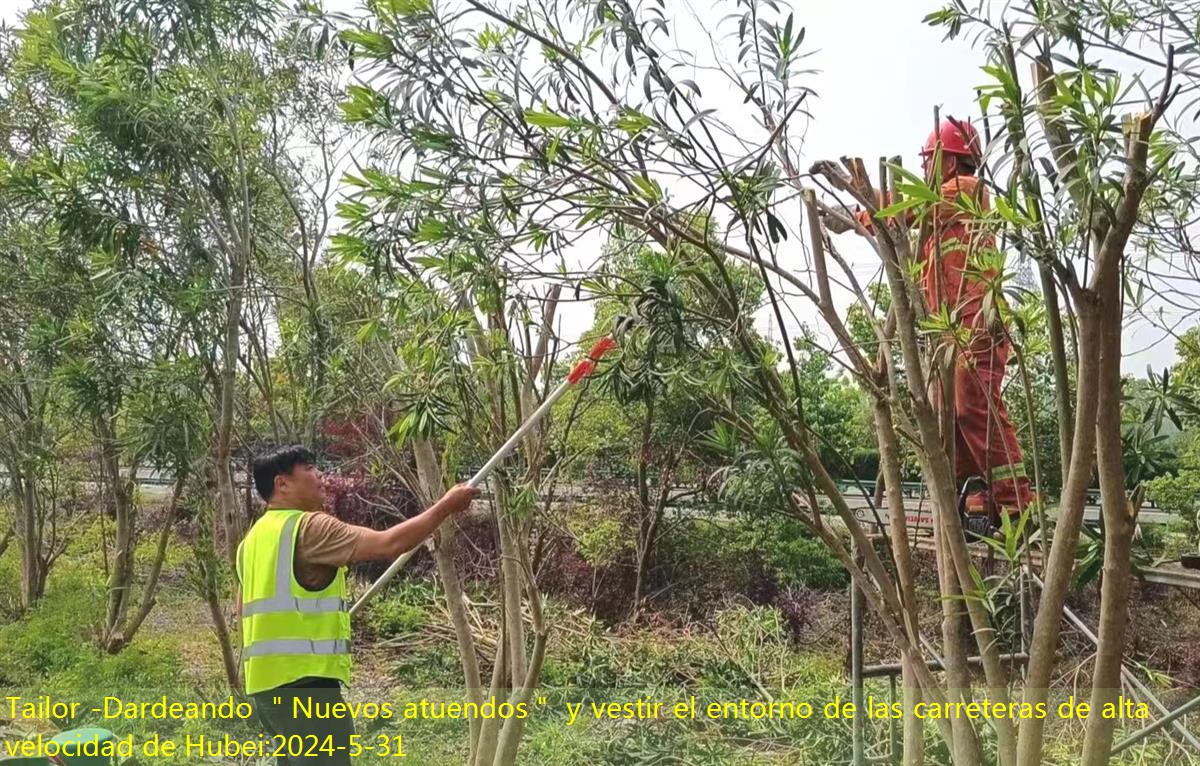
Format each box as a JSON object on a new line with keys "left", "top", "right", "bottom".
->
{"left": 957, "top": 156, "right": 978, "bottom": 176}
{"left": 252, "top": 445, "right": 316, "bottom": 502}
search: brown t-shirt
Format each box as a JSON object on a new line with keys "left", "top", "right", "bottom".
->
{"left": 294, "top": 512, "right": 366, "bottom": 591}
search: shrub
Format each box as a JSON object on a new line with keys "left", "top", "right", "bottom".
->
{"left": 655, "top": 518, "right": 760, "bottom": 609}
{"left": 1147, "top": 473, "right": 1200, "bottom": 546}
{"left": 776, "top": 587, "right": 820, "bottom": 640}
{"left": 750, "top": 518, "right": 849, "bottom": 591}
{"left": 573, "top": 516, "right": 632, "bottom": 569}
{"left": 533, "top": 501, "right": 638, "bottom": 620}
{"left": 651, "top": 516, "right": 847, "bottom": 618}
{"left": 322, "top": 473, "right": 420, "bottom": 529}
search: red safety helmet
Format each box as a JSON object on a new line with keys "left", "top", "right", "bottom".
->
{"left": 920, "top": 117, "right": 981, "bottom": 161}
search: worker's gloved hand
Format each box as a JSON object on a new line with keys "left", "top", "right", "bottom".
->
{"left": 441, "top": 483, "right": 482, "bottom": 515}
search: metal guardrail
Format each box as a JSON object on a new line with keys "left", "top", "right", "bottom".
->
{"left": 2, "top": 466, "right": 1188, "bottom": 509}
{"left": 0, "top": 468, "right": 250, "bottom": 488}
{"left": 828, "top": 478, "right": 1187, "bottom": 512}
{"left": 910, "top": 534, "right": 1200, "bottom": 591}
{"left": 2, "top": 469, "right": 1192, "bottom": 530}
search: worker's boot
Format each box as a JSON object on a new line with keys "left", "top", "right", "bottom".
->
{"left": 958, "top": 477, "right": 995, "bottom": 542}
{"left": 963, "top": 511, "right": 995, "bottom": 541}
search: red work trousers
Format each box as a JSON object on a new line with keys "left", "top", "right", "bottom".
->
{"left": 953, "top": 333, "right": 1033, "bottom": 515}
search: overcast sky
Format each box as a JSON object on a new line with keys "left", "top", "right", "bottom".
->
{"left": 1, "top": 0, "right": 1187, "bottom": 374}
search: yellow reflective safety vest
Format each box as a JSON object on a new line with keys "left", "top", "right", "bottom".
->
{"left": 236, "top": 509, "right": 351, "bottom": 695}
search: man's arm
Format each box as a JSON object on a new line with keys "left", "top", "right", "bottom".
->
{"left": 350, "top": 484, "right": 480, "bottom": 564}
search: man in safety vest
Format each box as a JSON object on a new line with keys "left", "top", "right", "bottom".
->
{"left": 237, "top": 445, "right": 479, "bottom": 765}
{"left": 854, "top": 118, "right": 1035, "bottom": 532}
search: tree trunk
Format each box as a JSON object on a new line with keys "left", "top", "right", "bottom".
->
{"left": 459, "top": 292, "right": 558, "bottom": 766}
{"left": 216, "top": 240, "right": 248, "bottom": 563}
{"left": 472, "top": 621, "right": 507, "bottom": 766}
{"left": 934, "top": 354, "right": 978, "bottom": 763}
{"left": 632, "top": 485, "right": 669, "bottom": 620}
{"left": 204, "top": 567, "right": 241, "bottom": 692}
{"left": 497, "top": 507, "right": 527, "bottom": 686}
{"left": 914, "top": 377, "right": 1015, "bottom": 762}
{"left": 434, "top": 540, "right": 484, "bottom": 753}
{"left": 490, "top": 630, "right": 547, "bottom": 765}
{"left": 15, "top": 467, "right": 45, "bottom": 609}
{"left": 4, "top": 368, "right": 48, "bottom": 610}
{"left": 1039, "top": 267, "right": 1074, "bottom": 489}
{"left": 494, "top": 483, "right": 549, "bottom": 765}
{"left": 1016, "top": 300, "right": 1101, "bottom": 766}
{"left": 413, "top": 440, "right": 484, "bottom": 761}
{"left": 867, "top": 193, "right": 1016, "bottom": 765}
{"left": 100, "top": 418, "right": 136, "bottom": 648}
{"left": 468, "top": 472, "right": 521, "bottom": 766}
{"left": 1080, "top": 271, "right": 1135, "bottom": 765}
{"left": 873, "top": 400, "right": 924, "bottom": 765}
{"left": 631, "top": 400, "right": 654, "bottom": 616}
{"left": 1015, "top": 88, "right": 1156, "bottom": 766}
{"left": 807, "top": 158, "right": 1014, "bottom": 760}
{"left": 936, "top": 490, "right": 979, "bottom": 764}
{"left": 107, "top": 474, "right": 185, "bottom": 653}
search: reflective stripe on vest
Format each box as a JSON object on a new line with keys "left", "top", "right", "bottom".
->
{"left": 241, "top": 515, "right": 347, "bottom": 617}
{"left": 244, "top": 638, "right": 351, "bottom": 657}
{"left": 239, "top": 510, "right": 351, "bottom": 695}
{"left": 242, "top": 597, "right": 347, "bottom": 616}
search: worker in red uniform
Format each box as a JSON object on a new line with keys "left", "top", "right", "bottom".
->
{"left": 857, "top": 118, "right": 1035, "bottom": 530}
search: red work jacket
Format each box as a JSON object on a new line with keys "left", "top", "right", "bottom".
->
{"left": 857, "top": 174, "right": 998, "bottom": 335}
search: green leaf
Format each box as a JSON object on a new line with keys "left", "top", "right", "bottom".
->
{"left": 383, "top": 0, "right": 432, "bottom": 14}
{"left": 631, "top": 175, "right": 662, "bottom": 202}
{"left": 338, "top": 29, "right": 395, "bottom": 56}
{"left": 339, "top": 85, "right": 388, "bottom": 124}
{"left": 977, "top": 534, "right": 1009, "bottom": 558}
{"left": 524, "top": 110, "right": 573, "bottom": 129}
{"left": 415, "top": 218, "right": 450, "bottom": 242}
{"left": 994, "top": 196, "right": 1031, "bottom": 227}
{"left": 355, "top": 320, "right": 381, "bottom": 344}
{"left": 388, "top": 411, "right": 419, "bottom": 447}
{"left": 614, "top": 108, "right": 654, "bottom": 134}
{"left": 1010, "top": 509, "right": 1030, "bottom": 560}
{"left": 895, "top": 181, "right": 942, "bottom": 203}
{"left": 876, "top": 196, "right": 925, "bottom": 218}
{"left": 766, "top": 212, "right": 787, "bottom": 243}
{"left": 411, "top": 129, "right": 454, "bottom": 151}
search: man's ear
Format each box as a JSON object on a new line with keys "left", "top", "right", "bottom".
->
{"left": 273, "top": 473, "right": 288, "bottom": 498}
